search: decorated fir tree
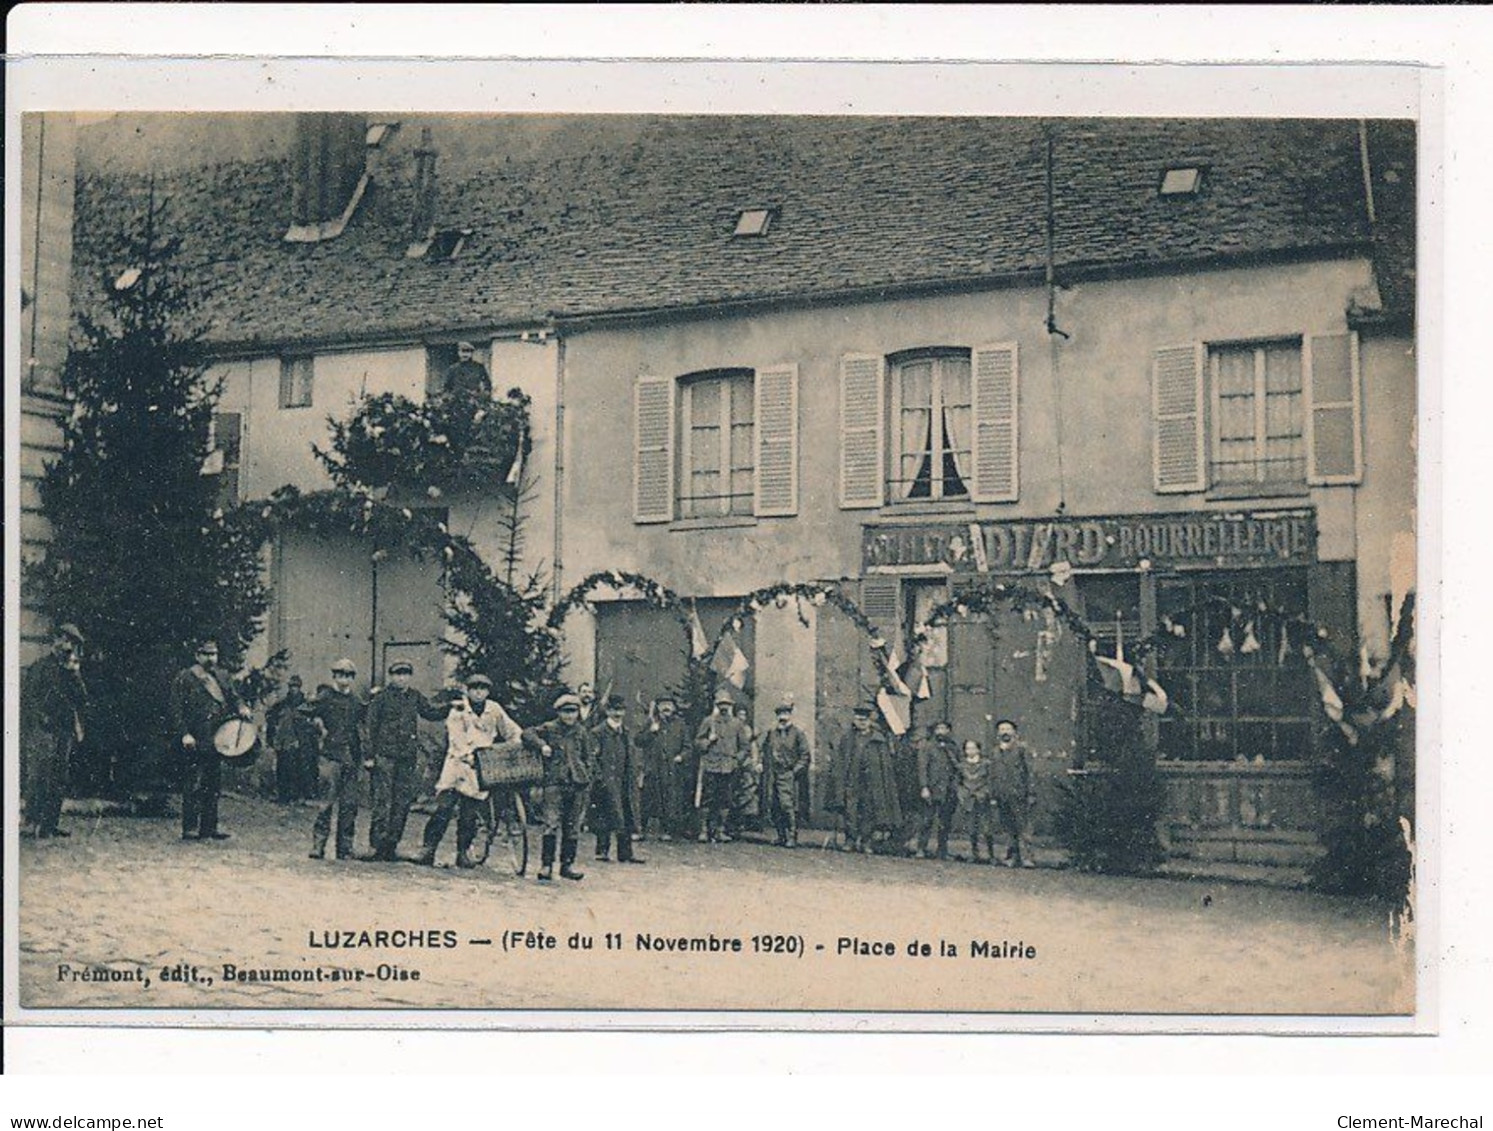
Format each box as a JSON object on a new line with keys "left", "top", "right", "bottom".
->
{"left": 28, "top": 190, "right": 269, "bottom": 796}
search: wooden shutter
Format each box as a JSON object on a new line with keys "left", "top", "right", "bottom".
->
{"left": 970, "top": 342, "right": 1019, "bottom": 502}
{"left": 839, "top": 354, "right": 885, "bottom": 509}
{"left": 754, "top": 363, "right": 799, "bottom": 517}
{"left": 860, "top": 574, "right": 903, "bottom": 655}
{"left": 633, "top": 375, "right": 674, "bottom": 524}
{"left": 1304, "top": 331, "right": 1363, "bottom": 485}
{"left": 1152, "top": 343, "right": 1207, "bottom": 493}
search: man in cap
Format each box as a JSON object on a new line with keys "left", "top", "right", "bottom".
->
{"left": 636, "top": 691, "right": 690, "bottom": 841}
{"left": 416, "top": 673, "right": 534, "bottom": 868}
{"left": 441, "top": 340, "right": 493, "bottom": 402}
{"left": 914, "top": 720, "right": 961, "bottom": 860}
{"left": 361, "top": 660, "right": 452, "bottom": 861}
{"left": 169, "top": 639, "right": 252, "bottom": 841}
{"left": 300, "top": 659, "right": 367, "bottom": 860}
{"left": 267, "top": 675, "right": 316, "bottom": 804}
{"left": 759, "top": 698, "right": 812, "bottom": 848}
{"left": 694, "top": 688, "right": 752, "bottom": 843}
{"left": 825, "top": 700, "right": 902, "bottom": 854}
{"left": 20, "top": 623, "right": 89, "bottom": 839}
{"left": 590, "top": 695, "right": 645, "bottom": 864}
{"left": 525, "top": 692, "right": 596, "bottom": 882}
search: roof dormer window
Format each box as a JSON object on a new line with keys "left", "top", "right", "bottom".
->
{"left": 407, "top": 227, "right": 470, "bottom": 261}
{"left": 365, "top": 122, "right": 396, "bottom": 148}
{"left": 1159, "top": 167, "right": 1204, "bottom": 197}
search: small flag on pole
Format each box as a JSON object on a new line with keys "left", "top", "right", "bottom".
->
{"left": 688, "top": 602, "right": 710, "bottom": 660}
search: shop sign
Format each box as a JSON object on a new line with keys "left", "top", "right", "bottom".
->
{"left": 862, "top": 510, "right": 1315, "bottom": 574}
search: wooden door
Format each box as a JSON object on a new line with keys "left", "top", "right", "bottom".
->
{"left": 947, "top": 616, "right": 995, "bottom": 748}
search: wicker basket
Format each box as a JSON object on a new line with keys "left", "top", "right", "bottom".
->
{"left": 475, "top": 740, "right": 544, "bottom": 790}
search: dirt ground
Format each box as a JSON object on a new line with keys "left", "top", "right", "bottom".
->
{"left": 15, "top": 795, "right": 1412, "bottom": 1017}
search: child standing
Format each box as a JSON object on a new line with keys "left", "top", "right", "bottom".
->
{"left": 956, "top": 739, "right": 996, "bottom": 864}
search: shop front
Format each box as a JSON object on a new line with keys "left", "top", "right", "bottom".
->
{"left": 861, "top": 508, "right": 1345, "bottom": 860}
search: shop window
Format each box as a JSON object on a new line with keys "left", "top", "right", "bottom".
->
{"left": 1154, "top": 570, "right": 1313, "bottom": 763}
{"left": 1210, "top": 340, "right": 1306, "bottom": 490}
{"left": 892, "top": 352, "right": 971, "bottom": 501}
{"left": 679, "top": 369, "right": 755, "bottom": 519}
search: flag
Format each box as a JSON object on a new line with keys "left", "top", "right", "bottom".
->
{"left": 688, "top": 602, "right": 710, "bottom": 660}
{"left": 880, "top": 645, "right": 912, "bottom": 699}
{"left": 876, "top": 686, "right": 912, "bottom": 736}
{"left": 1306, "top": 650, "right": 1358, "bottom": 744}
{"left": 505, "top": 426, "right": 526, "bottom": 486}
{"left": 900, "top": 647, "right": 932, "bottom": 701}
{"left": 1141, "top": 677, "right": 1170, "bottom": 716}
{"left": 711, "top": 630, "right": 749, "bottom": 689}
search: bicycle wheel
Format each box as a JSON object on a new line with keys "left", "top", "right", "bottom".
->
{"left": 500, "top": 790, "right": 529, "bottom": 876}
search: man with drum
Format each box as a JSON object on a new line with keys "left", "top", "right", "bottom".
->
{"left": 414, "top": 673, "right": 526, "bottom": 869}
{"left": 361, "top": 660, "right": 451, "bottom": 862}
{"left": 169, "top": 639, "right": 252, "bottom": 842}
{"left": 526, "top": 692, "right": 595, "bottom": 883}
{"left": 301, "top": 659, "right": 367, "bottom": 861}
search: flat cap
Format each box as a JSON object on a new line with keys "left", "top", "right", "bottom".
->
{"left": 604, "top": 694, "right": 627, "bottom": 711}
{"left": 388, "top": 661, "right": 415, "bottom": 676}
{"left": 554, "top": 693, "right": 582, "bottom": 710}
{"left": 713, "top": 688, "right": 736, "bottom": 706}
{"left": 465, "top": 673, "right": 493, "bottom": 689}
{"left": 56, "top": 623, "right": 85, "bottom": 645}
{"left": 330, "top": 658, "right": 357, "bottom": 674}
{"left": 852, "top": 701, "right": 877, "bottom": 717}
{"left": 775, "top": 698, "right": 795, "bottom": 714}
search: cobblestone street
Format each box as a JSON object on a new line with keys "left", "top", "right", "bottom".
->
{"left": 17, "top": 795, "right": 1410, "bottom": 1016}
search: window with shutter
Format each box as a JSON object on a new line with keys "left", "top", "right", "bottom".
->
{"left": 839, "top": 354, "right": 885, "bottom": 509}
{"left": 633, "top": 376, "right": 674, "bottom": 524}
{"left": 1304, "top": 331, "right": 1363, "bottom": 485}
{"left": 1152, "top": 343, "right": 1207, "bottom": 493}
{"left": 970, "top": 342, "right": 1019, "bottom": 503}
{"left": 754, "top": 363, "right": 798, "bottom": 517}
{"left": 209, "top": 412, "right": 243, "bottom": 508}
{"left": 1209, "top": 340, "right": 1306, "bottom": 489}
{"left": 678, "top": 370, "right": 754, "bottom": 519}
{"left": 279, "top": 356, "right": 314, "bottom": 409}
{"left": 891, "top": 352, "right": 972, "bottom": 502}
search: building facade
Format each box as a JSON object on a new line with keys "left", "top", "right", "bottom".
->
{"left": 58, "top": 113, "right": 1416, "bottom": 857}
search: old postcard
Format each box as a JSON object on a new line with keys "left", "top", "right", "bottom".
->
{"left": 5, "top": 55, "right": 1431, "bottom": 1030}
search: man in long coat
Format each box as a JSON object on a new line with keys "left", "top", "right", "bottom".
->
{"left": 169, "top": 639, "right": 251, "bottom": 841}
{"left": 826, "top": 701, "right": 902, "bottom": 854}
{"left": 362, "top": 661, "right": 451, "bottom": 861}
{"left": 590, "top": 695, "right": 645, "bottom": 863}
{"left": 21, "top": 623, "right": 89, "bottom": 839}
{"left": 914, "top": 720, "right": 961, "bottom": 859}
{"left": 759, "top": 698, "right": 811, "bottom": 848}
{"left": 636, "top": 692, "right": 690, "bottom": 841}
{"left": 526, "top": 692, "right": 596, "bottom": 882}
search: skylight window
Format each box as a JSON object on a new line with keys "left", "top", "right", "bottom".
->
{"left": 733, "top": 208, "right": 774, "bottom": 237}
{"left": 1159, "top": 167, "right": 1204, "bottom": 196}
{"left": 366, "top": 122, "right": 396, "bottom": 147}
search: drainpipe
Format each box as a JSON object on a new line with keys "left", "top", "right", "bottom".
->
{"left": 1358, "top": 119, "right": 1377, "bottom": 226}
{"left": 552, "top": 332, "right": 567, "bottom": 603}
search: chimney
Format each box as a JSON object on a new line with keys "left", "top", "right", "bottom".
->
{"left": 410, "top": 127, "right": 438, "bottom": 240}
{"left": 286, "top": 112, "right": 369, "bottom": 242}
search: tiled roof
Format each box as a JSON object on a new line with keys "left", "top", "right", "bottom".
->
{"left": 1361, "top": 119, "right": 1417, "bottom": 325}
{"left": 71, "top": 115, "right": 1380, "bottom": 349}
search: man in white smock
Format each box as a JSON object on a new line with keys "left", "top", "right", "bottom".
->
{"left": 413, "top": 673, "right": 526, "bottom": 868}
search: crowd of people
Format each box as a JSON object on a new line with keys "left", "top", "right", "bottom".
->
{"left": 21, "top": 627, "right": 1037, "bottom": 882}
